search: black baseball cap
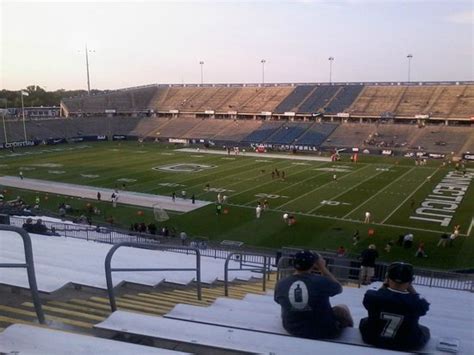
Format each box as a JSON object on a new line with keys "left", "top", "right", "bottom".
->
{"left": 294, "top": 250, "right": 318, "bottom": 271}
{"left": 387, "top": 262, "right": 414, "bottom": 283}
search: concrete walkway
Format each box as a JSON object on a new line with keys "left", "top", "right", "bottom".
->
{"left": 0, "top": 176, "right": 210, "bottom": 212}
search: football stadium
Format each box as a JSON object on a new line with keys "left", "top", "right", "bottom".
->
{"left": 1, "top": 1, "right": 473, "bottom": 354}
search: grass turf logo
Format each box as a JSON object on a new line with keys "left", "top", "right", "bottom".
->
{"left": 153, "top": 163, "right": 217, "bottom": 173}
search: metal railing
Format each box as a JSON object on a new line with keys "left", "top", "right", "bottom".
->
{"left": 224, "top": 252, "right": 271, "bottom": 297}
{"left": 104, "top": 242, "right": 202, "bottom": 311}
{"left": 0, "top": 225, "right": 45, "bottom": 323}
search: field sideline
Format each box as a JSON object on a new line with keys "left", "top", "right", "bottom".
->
{"left": 1, "top": 141, "right": 473, "bottom": 269}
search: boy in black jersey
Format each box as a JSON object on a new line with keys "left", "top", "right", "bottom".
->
{"left": 359, "top": 262, "right": 430, "bottom": 351}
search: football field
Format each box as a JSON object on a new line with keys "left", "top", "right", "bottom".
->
{"left": 1, "top": 141, "right": 473, "bottom": 269}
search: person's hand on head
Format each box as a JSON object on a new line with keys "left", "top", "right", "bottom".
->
{"left": 313, "top": 253, "right": 326, "bottom": 271}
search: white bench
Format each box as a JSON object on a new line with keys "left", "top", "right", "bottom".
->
{"left": 0, "top": 324, "right": 189, "bottom": 355}
{"left": 95, "top": 310, "right": 401, "bottom": 355}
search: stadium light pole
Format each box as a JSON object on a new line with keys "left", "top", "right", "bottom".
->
{"left": 1, "top": 98, "right": 7, "bottom": 144}
{"left": 79, "top": 44, "right": 95, "bottom": 95}
{"left": 407, "top": 54, "right": 413, "bottom": 83}
{"left": 20, "top": 91, "right": 28, "bottom": 141}
{"left": 199, "top": 61, "right": 204, "bottom": 85}
{"left": 261, "top": 59, "right": 266, "bottom": 85}
{"left": 328, "top": 57, "right": 335, "bottom": 84}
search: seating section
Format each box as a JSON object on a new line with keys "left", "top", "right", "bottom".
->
{"left": 265, "top": 122, "right": 312, "bottom": 144}
{"left": 96, "top": 283, "right": 473, "bottom": 354}
{"left": 274, "top": 85, "right": 314, "bottom": 113}
{"left": 212, "top": 120, "right": 263, "bottom": 142}
{"left": 322, "top": 123, "right": 377, "bottom": 148}
{"left": 450, "top": 85, "right": 474, "bottom": 118}
{"left": 242, "top": 121, "right": 284, "bottom": 143}
{"left": 429, "top": 85, "right": 470, "bottom": 118}
{"left": 62, "top": 86, "right": 158, "bottom": 115}
{"left": 365, "top": 124, "right": 421, "bottom": 149}
{"left": 296, "top": 123, "right": 339, "bottom": 146}
{"left": 299, "top": 85, "right": 340, "bottom": 113}
{"left": 325, "top": 85, "right": 364, "bottom": 114}
{"left": 182, "top": 119, "right": 234, "bottom": 139}
{"left": 413, "top": 126, "right": 474, "bottom": 153}
{"left": 348, "top": 86, "right": 406, "bottom": 116}
{"left": 0, "top": 231, "right": 262, "bottom": 293}
{"left": 0, "top": 324, "right": 186, "bottom": 355}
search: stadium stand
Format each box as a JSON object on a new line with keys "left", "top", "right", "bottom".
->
{"left": 299, "top": 85, "right": 340, "bottom": 113}
{"left": 241, "top": 121, "right": 284, "bottom": 143}
{"left": 325, "top": 85, "right": 365, "bottom": 114}
{"left": 212, "top": 119, "right": 263, "bottom": 142}
{"left": 394, "top": 86, "right": 439, "bottom": 117}
{"left": 412, "top": 126, "right": 474, "bottom": 153}
{"left": 322, "top": 123, "right": 376, "bottom": 148}
{"left": 274, "top": 85, "right": 315, "bottom": 113}
{"left": 182, "top": 119, "right": 234, "bottom": 139}
{"left": 364, "top": 124, "right": 421, "bottom": 149}
{"left": 348, "top": 86, "right": 406, "bottom": 116}
{"left": 265, "top": 122, "right": 312, "bottom": 144}
{"left": 0, "top": 324, "right": 187, "bottom": 354}
{"left": 428, "top": 85, "right": 470, "bottom": 118}
{"left": 96, "top": 282, "right": 473, "bottom": 354}
{"left": 296, "top": 122, "right": 339, "bottom": 146}
{"left": 450, "top": 85, "right": 474, "bottom": 118}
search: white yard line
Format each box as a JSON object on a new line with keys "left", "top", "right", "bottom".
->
{"left": 380, "top": 167, "right": 441, "bottom": 224}
{"left": 275, "top": 164, "right": 372, "bottom": 210}
{"left": 306, "top": 166, "right": 385, "bottom": 213}
{"left": 341, "top": 167, "right": 416, "bottom": 219}
{"left": 467, "top": 218, "right": 474, "bottom": 237}
{"left": 0, "top": 176, "right": 210, "bottom": 212}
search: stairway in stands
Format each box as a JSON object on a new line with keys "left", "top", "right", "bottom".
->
{"left": 0, "top": 274, "right": 276, "bottom": 336}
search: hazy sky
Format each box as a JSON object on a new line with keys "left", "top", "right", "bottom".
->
{"left": 1, "top": 0, "right": 473, "bottom": 90}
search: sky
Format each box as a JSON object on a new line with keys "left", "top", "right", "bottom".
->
{"left": 1, "top": 0, "right": 473, "bottom": 91}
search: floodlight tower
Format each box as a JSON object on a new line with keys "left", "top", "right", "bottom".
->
{"left": 407, "top": 54, "right": 413, "bottom": 82}
{"left": 261, "top": 59, "right": 266, "bottom": 85}
{"left": 328, "top": 56, "right": 335, "bottom": 84}
{"left": 199, "top": 61, "right": 204, "bottom": 85}
{"left": 79, "top": 44, "right": 95, "bottom": 95}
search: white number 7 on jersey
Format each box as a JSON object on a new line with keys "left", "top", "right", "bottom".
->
{"left": 380, "top": 312, "right": 404, "bottom": 338}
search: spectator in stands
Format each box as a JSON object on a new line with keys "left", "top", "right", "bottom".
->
{"left": 359, "top": 244, "right": 379, "bottom": 285}
{"left": 274, "top": 250, "right": 353, "bottom": 340}
{"left": 22, "top": 218, "right": 35, "bottom": 233}
{"left": 359, "top": 262, "right": 430, "bottom": 351}
{"left": 32, "top": 219, "right": 48, "bottom": 235}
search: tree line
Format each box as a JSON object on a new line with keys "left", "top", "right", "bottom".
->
{"left": 0, "top": 86, "right": 105, "bottom": 108}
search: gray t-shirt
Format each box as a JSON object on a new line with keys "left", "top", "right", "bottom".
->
{"left": 274, "top": 273, "right": 342, "bottom": 339}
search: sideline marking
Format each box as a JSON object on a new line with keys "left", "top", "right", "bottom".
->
{"left": 380, "top": 167, "right": 441, "bottom": 224}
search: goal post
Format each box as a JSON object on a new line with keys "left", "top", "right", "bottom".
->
{"left": 153, "top": 203, "right": 170, "bottom": 222}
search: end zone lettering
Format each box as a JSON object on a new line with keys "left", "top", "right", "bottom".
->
{"left": 410, "top": 171, "right": 473, "bottom": 226}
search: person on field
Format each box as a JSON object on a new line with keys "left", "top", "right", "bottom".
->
{"left": 364, "top": 211, "right": 371, "bottom": 224}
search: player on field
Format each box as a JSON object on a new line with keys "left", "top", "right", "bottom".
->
{"left": 364, "top": 211, "right": 371, "bottom": 223}
{"left": 359, "top": 262, "right": 430, "bottom": 351}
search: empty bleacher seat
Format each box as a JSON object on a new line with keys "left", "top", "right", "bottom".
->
{"left": 0, "top": 324, "right": 187, "bottom": 354}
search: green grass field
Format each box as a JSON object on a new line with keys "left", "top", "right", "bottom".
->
{"left": 1, "top": 141, "right": 473, "bottom": 270}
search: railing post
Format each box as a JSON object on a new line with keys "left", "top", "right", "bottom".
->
{"left": 262, "top": 256, "right": 267, "bottom": 292}
{"left": 0, "top": 225, "right": 45, "bottom": 324}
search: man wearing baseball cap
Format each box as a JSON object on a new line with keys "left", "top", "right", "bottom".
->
{"left": 274, "top": 250, "right": 353, "bottom": 339}
{"left": 359, "top": 262, "right": 430, "bottom": 350}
